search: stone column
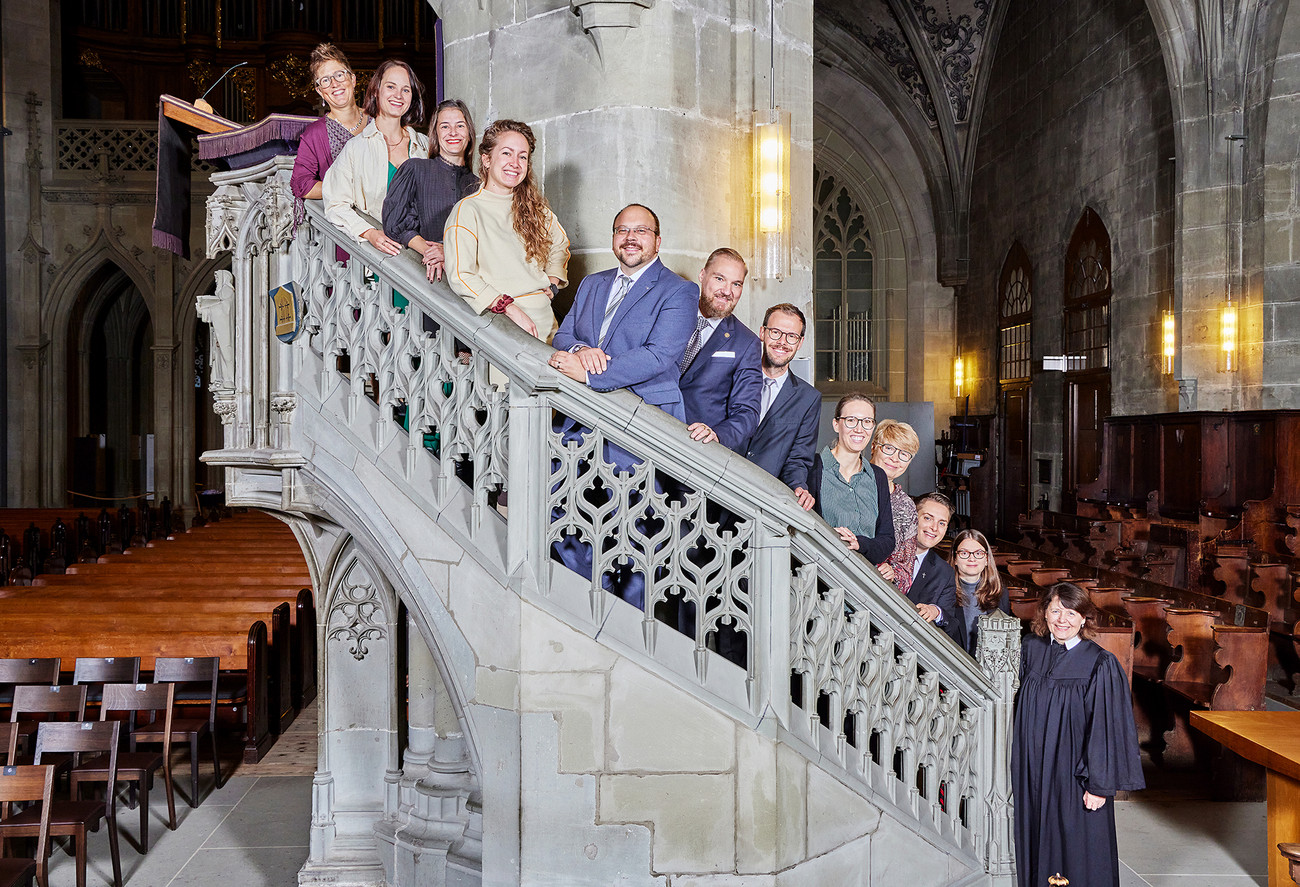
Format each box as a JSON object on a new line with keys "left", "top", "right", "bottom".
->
{"left": 433, "top": 0, "right": 814, "bottom": 335}
{"left": 405, "top": 613, "right": 438, "bottom": 770}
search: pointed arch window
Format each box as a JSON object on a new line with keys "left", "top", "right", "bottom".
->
{"left": 1063, "top": 208, "right": 1111, "bottom": 370}
{"left": 812, "top": 167, "right": 883, "bottom": 386}
{"left": 999, "top": 242, "right": 1033, "bottom": 383}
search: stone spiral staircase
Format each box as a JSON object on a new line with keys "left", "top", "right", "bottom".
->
{"left": 200, "top": 156, "right": 1019, "bottom": 887}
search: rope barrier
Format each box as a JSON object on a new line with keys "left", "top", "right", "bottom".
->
{"left": 64, "top": 490, "right": 155, "bottom": 501}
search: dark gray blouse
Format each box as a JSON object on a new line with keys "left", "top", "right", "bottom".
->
{"left": 382, "top": 156, "right": 479, "bottom": 248}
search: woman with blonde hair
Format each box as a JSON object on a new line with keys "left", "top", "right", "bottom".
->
{"left": 949, "top": 528, "right": 1009, "bottom": 654}
{"left": 444, "top": 119, "right": 569, "bottom": 340}
{"left": 868, "top": 419, "right": 920, "bottom": 594}
{"left": 323, "top": 59, "right": 429, "bottom": 254}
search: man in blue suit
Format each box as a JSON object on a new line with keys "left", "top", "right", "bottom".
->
{"left": 678, "top": 248, "right": 763, "bottom": 452}
{"left": 742, "top": 303, "right": 821, "bottom": 509}
{"left": 550, "top": 204, "right": 698, "bottom": 418}
{"left": 548, "top": 204, "right": 698, "bottom": 608}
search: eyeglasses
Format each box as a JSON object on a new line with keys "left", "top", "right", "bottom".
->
{"left": 613, "top": 226, "right": 657, "bottom": 238}
{"left": 955, "top": 549, "right": 988, "bottom": 560}
{"left": 876, "top": 443, "right": 914, "bottom": 462}
{"left": 761, "top": 326, "right": 803, "bottom": 345}
{"left": 836, "top": 416, "right": 875, "bottom": 429}
{"left": 316, "top": 70, "right": 353, "bottom": 88}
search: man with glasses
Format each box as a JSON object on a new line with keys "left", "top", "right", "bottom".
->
{"left": 678, "top": 248, "right": 763, "bottom": 452}
{"left": 549, "top": 204, "right": 698, "bottom": 608}
{"left": 742, "top": 303, "right": 821, "bottom": 509}
{"left": 550, "top": 204, "right": 698, "bottom": 418}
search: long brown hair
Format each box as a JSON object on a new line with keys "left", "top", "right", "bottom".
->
{"left": 428, "top": 98, "right": 475, "bottom": 165}
{"left": 480, "top": 119, "right": 552, "bottom": 268}
{"left": 1031, "top": 582, "right": 1098, "bottom": 641}
{"left": 362, "top": 59, "right": 425, "bottom": 129}
{"left": 949, "top": 529, "right": 1002, "bottom": 611}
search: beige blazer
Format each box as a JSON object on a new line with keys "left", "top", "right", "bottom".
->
{"left": 322, "top": 121, "right": 430, "bottom": 241}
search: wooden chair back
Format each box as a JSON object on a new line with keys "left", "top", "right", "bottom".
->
{"left": 0, "top": 763, "right": 54, "bottom": 887}
{"left": 100, "top": 683, "right": 174, "bottom": 756}
{"left": 34, "top": 721, "right": 119, "bottom": 797}
{"left": 72, "top": 658, "right": 140, "bottom": 687}
{"left": 0, "top": 660, "right": 60, "bottom": 687}
{"left": 7, "top": 685, "right": 88, "bottom": 766}
{"left": 152, "top": 657, "right": 219, "bottom": 726}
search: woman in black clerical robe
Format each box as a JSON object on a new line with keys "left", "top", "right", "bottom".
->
{"left": 1012, "top": 581, "right": 1144, "bottom": 887}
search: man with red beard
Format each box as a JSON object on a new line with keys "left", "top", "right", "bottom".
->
{"left": 741, "top": 303, "right": 821, "bottom": 509}
{"left": 678, "top": 248, "right": 763, "bottom": 452}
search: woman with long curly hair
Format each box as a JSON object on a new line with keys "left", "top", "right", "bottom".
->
{"left": 444, "top": 119, "right": 569, "bottom": 340}
{"left": 948, "top": 528, "right": 1009, "bottom": 654}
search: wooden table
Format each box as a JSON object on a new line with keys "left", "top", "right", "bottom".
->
{"left": 1191, "top": 710, "right": 1300, "bottom": 887}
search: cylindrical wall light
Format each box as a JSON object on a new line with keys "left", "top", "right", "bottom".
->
{"left": 1220, "top": 301, "right": 1238, "bottom": 372}
{"left": 753, "top": 107, "right": 791, "bottom": 280}
{"left": 1161, "top": 309, "right": 1176, "bottom": 375}
{"left": 953, "top": 355, "right": 965, "bottom": 397}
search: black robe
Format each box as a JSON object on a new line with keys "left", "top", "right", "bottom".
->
{"left": 1011, "top": 635, "right": 1144, "bottom": 887}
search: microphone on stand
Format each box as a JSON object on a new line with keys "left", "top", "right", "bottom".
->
{"left": 194, "top": 61, "right": 249, "bottom": 114}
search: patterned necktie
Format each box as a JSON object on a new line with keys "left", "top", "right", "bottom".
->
{"left": 598, "top": 274, "right": 633, "bottom": 346}
{"left": 759, "top": 376, "right": 778, "bottom": 422}
{"left": 679, "top": 315, "right": 710, "bottom": 373}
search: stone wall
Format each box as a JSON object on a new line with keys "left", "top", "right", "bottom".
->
{"left": 963, "top": 0, "right": 1175, "bottom": 505}
{"left": 434, "top": 0, "right": 814, "bottom": 340}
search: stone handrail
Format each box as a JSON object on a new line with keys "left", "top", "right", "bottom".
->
{"left": 201, "top": 155, "right": 1017, "bottom": 876}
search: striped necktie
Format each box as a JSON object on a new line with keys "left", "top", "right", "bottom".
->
{"left": 599, "top": 274, "right": 633, "bottom": 346}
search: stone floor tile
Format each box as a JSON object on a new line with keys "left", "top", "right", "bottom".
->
{"left": 166, "top": 846, "right": 311, "bottom": 887}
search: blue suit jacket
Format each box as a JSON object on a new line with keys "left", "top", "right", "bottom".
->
{"left": 553, "top": 259, "right": 698, "bottom": 419}
{"left": 742, "top": 371, "right": 821, "bottom": 491}
{"left": 679, "top": 314, "right": 762, "bottom": 451}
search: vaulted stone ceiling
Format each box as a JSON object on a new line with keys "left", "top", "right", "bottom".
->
{"left": 819, "top": 0, "right": 994, "bottom": 130}
{"left": 816, "top": 0, "right": 1007, "bottom": 283}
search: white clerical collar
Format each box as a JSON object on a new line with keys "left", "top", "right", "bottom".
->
{"left": 1054, "top": 636, "right": 1082, "bottom": 651}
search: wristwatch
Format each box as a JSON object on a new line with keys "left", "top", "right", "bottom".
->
{"left": 548, "top": 283, "right": 560, "bottom": 299}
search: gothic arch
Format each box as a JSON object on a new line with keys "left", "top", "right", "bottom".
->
{"left": 814, "top": 66, "right": 956, "bottom": 408}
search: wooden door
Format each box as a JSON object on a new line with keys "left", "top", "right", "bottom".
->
{"left": 999, "top": 384, "right": 1030, "bottom": 534}
{"left": 1064, "top": 373, "right": 1110, "bottom": 510}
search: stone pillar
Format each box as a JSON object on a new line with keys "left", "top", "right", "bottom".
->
{"left": 405, "top": 613, "right": 438, "bottom": 770}
{"left": 976, "top": 609, "right": 1020, "bottom": 884}
{"left": 433, "top": 0, "right": 814, "bottom": 335}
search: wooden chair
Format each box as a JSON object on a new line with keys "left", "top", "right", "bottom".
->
{"left": 6, "top": 686, "right": 88, "bottom": 772}
{"left": 71, "top": 683, "right": 175, "bottom": 853}
{"left": 0, "top": 722, "right": 122, "bottom": 887}
{"left": 0, "top": 764, "right": 54, "bottom": 887}
{"left": 71, "top": 660, "right": 140, "bottom": 710}
{"left": 133, "top": 658, "right": 221, "bottom": 805}
{"left": 0, "top": 661, "right": 59, "bottom": 760}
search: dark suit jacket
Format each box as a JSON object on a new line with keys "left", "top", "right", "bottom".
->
{"left": 679, "top": 314, "right": 763, "bottom": 451}
{"left": 553, "top": 259, "right": 698, "bottom": 419}
{"left": 808, "top": 454, "right": 896, "bottom": 565}
{"left": 742, "top": 372, "right": 821, "bottom": 491}
{"left": 909, "top": 549, "right": 967, "bottom": 649}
